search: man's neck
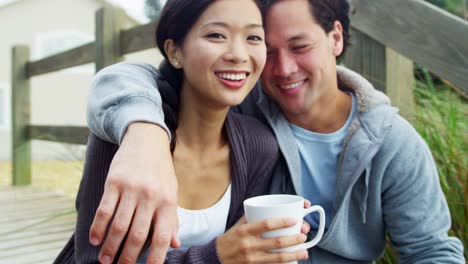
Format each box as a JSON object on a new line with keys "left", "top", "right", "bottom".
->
{"left": 289, "top": 89, "right": 352, "bottom": 134}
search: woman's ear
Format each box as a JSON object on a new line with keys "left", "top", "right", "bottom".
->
{"left": 164, "top": 39, "right": 183, "bottom": 69}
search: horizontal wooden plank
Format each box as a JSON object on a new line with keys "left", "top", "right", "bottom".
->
{"left": 28, "top": 125, "right": 90, "bottom": 145}
{"left": 120, "top": 22, "right": 157, "bottom": 55}
{"left": 351, "top": 0, "right": 468, "bottom": 96}
{"left": 0, "top": 186, "right": 75, "bottom": 264}
{"left": 27, "top": 42, "right": 95, "bottom": 77}
{"left": 0, "top": 221, "right": 75, "bottom": 242}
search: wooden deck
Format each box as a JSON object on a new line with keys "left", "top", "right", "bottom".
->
{"left": 0, "top": 186, "right": 76, "bottom": 264}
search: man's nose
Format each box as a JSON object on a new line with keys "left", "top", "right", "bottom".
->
{"left": 273, "top": 52, "right": 298, "bottom": 77}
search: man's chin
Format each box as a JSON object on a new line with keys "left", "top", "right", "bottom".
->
{"left": 278, "top": 103, "right": 307, "bottom": 117}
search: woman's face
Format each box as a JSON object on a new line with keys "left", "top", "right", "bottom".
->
{"left": 174, "top": 0, "right": 266, "bottom": 109}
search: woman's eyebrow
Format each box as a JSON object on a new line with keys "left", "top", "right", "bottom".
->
{"left": 202, "top": 22, "right": 263, "bottom": 29}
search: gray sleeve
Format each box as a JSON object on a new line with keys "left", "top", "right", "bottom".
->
{"left": 86, "top": 62, "right": 170, "bottom": 144}
{"left": 382, "top": 117, "right": 465, "bottom": 263}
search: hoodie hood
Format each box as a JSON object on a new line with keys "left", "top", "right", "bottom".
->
{"left": 337, "top": 65, "right": 391, "bottom": 113}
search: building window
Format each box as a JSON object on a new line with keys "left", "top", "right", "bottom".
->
{"left": 34, "top": 31, "right": 94, "bottom": 73}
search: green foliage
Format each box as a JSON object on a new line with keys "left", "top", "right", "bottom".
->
{"left": 425, "top": 0, "right": 467, "bottom": 18}
{"left": 378, "top": 68, "right": 467, "bottom": 263}
{"left": 413, "top": 69, "right": 467, "bottom": 256}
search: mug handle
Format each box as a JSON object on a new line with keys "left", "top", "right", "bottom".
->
{"left": 298, "top": 205, "right": 325, "bottom": 250}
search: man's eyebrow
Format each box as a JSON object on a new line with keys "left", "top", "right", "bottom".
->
{"left": 202, "top": 22, "right": 263, "bottom": 29}
{"left": 266, "top": 33, "right": 307, "bottom": 48}
{"left": 288, "top": 33, "right": 307, "bottom": 42}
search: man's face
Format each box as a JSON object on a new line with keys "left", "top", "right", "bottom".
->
{"left": 260, "top": 0, "right": 343, "bottom": 122}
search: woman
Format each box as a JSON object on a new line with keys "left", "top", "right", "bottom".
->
{"left": 55, "top": 0, "right": 309, "bottom": 263}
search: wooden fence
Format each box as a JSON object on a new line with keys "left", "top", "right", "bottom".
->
{"left": 10, "top": 0, "right": 468, "bottom": 185}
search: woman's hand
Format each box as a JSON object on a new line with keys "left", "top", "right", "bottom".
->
{"left": 302, "top": 199, "right": 311, "bottom": 234}
{"left": 89, "top": 123, "right": 180, "bottom": 264}
{"left": 216, "top": 217, "right": 309, "bottom": 263}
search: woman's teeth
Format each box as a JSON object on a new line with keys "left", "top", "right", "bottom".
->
{"left": 216, "top": 72, "right": 247, "bottom": 81}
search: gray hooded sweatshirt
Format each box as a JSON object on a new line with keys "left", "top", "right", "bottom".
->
{"left": 87, "top": 62, "right": 464, "bottom": 263}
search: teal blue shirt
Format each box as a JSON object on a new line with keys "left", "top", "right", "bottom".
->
{"left": 290, "top": 94, "right": 357, "bottom": 229}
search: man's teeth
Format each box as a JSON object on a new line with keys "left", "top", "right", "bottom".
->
{"left": 280, "top": 80, "right": 304, "bottom": 90}
{"left": 216, "top": 72, "right": 247, "bottom": 81}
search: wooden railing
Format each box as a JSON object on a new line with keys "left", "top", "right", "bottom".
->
{"left": 10, "top": 0, "right": 468, "bottom": 185}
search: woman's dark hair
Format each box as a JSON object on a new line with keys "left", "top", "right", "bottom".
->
{"left": 154, "top": 0, "right": 215, "bottom": 153}
{"left": 155, "top": 0, "right": 262, "bottom": 153}
{"left": 259, "top": 0, "right": 351, "bottom": 60}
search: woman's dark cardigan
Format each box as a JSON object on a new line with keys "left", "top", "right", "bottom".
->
{"left": 54, "top": 111, "right": 280, "bottom": 263}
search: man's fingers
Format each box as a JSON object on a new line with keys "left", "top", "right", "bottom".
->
{"left": 145, "top": 205, "right": 178, "bottom": 264}
{"left": 117, "top": 203, "right": 154, "bottom": 264}
{"left": 89, "top": 185, "right": 119, "bottom": 246}
{"left": 170, "top": 217, "right": 181, "bottom": 249}
{"left": 98, "top": 192, "right": 137, "bottom": 264}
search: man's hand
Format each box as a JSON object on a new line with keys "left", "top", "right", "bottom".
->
{"left": 89, "top": 122, "right": 180, "bottom": 264}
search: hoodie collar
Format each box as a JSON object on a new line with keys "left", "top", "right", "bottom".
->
{"left": 256, "top": 66, "right": 398, "bottom": 204}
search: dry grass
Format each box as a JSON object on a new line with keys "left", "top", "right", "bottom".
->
{"left": 0, "top": 160, "right": 83, "bottom": 198}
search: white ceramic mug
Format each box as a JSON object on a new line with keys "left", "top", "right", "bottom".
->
{"left": 243, "top": 194, "right": 325, "bottom": 253}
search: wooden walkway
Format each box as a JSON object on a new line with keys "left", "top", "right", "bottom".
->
{"left": 0, "top": 186, "right": 76, "bottom": 264}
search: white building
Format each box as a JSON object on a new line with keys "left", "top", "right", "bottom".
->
{"left": 0, "top": 0, "right": 163, "bottom": 160}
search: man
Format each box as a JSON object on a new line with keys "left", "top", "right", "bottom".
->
{"left": 85, "top": 0, "right": 464, "bottom": 263}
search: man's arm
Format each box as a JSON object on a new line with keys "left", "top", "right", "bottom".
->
{"left": 87, "top": 61, "right": 265, "bottom": 144}
{"left": 87, "top": 62, "right": 170, "bottom": 144}
{"left": 382, "top": 117, "right": 464, "bottom": 263}
{"left": 86, "top": 62, "right": 179, "bottom": 264}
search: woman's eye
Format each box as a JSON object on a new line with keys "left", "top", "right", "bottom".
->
{"left": 247, "top": 35, "right": 263, "bottom": 41}
{"left": 206, "top": 33, "right": 226, "bottom": 39}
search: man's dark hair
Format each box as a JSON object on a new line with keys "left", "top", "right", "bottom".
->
{"left": 259, "top": 0, "right": 351, "bottom": 59}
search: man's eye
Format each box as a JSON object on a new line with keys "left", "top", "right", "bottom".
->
{"left": 293, "top": 45, "right": 308, "bottom": 51}
{"left": 206, "top": 33, "right": 226, "bottom": 39}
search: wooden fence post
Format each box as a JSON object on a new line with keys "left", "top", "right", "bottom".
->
{"left": 386, "top": 48, "right": 414, "bottom": 121}
{"left": 95, "top": 5, "right": 125, "bottom": 72}
{"left": 11, "top": 45, "right": 31, "bottom": 186}
{"left": 344, "top": 29, "right": 414, "bottom": 120}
